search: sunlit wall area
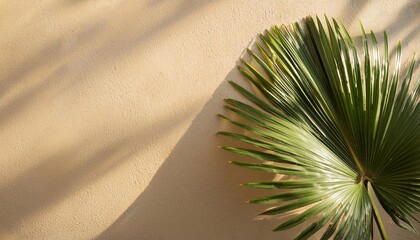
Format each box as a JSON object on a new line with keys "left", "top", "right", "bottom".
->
{"left": 0, "top": 1, "right": 418, "bottom": 239}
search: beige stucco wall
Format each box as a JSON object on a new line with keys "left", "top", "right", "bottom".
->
{"left": 0, "top": 0, "right": 418, "bottom": 239}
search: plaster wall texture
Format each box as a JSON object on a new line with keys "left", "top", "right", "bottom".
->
{"left": 0, "top": 0, "right": 418, "bottom": 239}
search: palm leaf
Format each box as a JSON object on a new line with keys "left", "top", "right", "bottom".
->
{"left": 218, "top": 15, "right": 419, "bottom": 239}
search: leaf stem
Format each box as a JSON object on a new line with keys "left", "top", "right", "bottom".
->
{"left": 367, "top": 182, "right": 388, "bottom": 240}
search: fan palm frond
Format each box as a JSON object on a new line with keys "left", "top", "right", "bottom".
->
{"left": 218, "top": 15, "right": 419, "bottom": 239}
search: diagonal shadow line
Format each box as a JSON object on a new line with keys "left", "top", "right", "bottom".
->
{"left": 0, "top": 0, "right": 223, "bottom": 237}
{"left": 95, "top": 64, "right": 312, "bottom": 240}
{"left": 56, "top": 0, "right": 220, "bottom": 83}
{"left": 0, "top": 0, "right": 217, "bottom": 129}
{"left": 95, "top": 18, "right": 420, "bottom": 237}
{"left": 0, "top": 20, "right": 106, "bottom": 129}
{"left": 341, "top": 0, "right": 369, "bottom": 27}
{"left": 0, "top": 100, "right": 196, "bottom": 234}
{"left": 0, "top": 20, "right": 105, "bottom": 101}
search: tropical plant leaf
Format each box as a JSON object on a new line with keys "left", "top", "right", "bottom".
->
{"left": 218, "top": 15, "right": 419, "bottom": 239}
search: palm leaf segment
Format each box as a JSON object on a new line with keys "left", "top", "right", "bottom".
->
{"left": 218, "top": 16, "right": 420, "bottom": 239}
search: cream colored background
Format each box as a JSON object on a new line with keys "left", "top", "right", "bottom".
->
{"left": 0, "top": 0, "right": 418, "bottom": 239}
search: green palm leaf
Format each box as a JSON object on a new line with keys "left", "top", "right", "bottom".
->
{"left": 218, "top": 15, "right": 419, "bottom": 239}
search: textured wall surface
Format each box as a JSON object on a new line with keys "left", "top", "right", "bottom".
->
{"left": 0, "top": 0, "right": 418, "bottom": 239}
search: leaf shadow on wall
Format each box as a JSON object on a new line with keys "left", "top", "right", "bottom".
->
{"left": 96, "top": 64, "right": 316, "bottom": 240}
{"left": 0, "top": 105, "right": 197, "bottom": 236}
{"left": 0, "top": 0, "right": 221, "bottom": 237}
{"left": 0, "top": 20, "right": 105, "bottom": 128}
{"left": 96, "top": 8, "right": 420, "bottom": 237}
{"left": 0, "top": 0, "right": 216, "bottom": 129}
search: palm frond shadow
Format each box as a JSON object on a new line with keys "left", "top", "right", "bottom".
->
{"left": 0, "top": 103, "right": 195, "bottom": 235}
{"left": 0, "top": 1, "right": 218, "bottom": 234}
{"left": 96, "top": 64, "right": 316, "bottom": 240}
{"left": 0, "top": 0, "right": 217, "bottom": 128}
